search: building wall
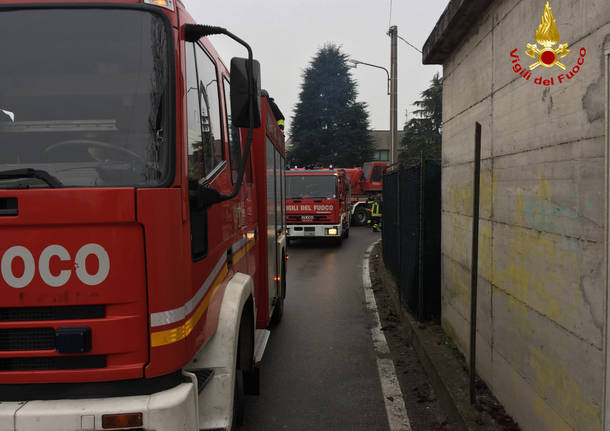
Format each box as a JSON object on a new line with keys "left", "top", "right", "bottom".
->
{"left": 370, "top": 130, "right": 405, "bottom": 161}
{"left": 440, "top": 1, "right": 609, "bottom": 429}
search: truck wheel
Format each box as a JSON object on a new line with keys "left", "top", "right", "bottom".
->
{"left": 234, "top": 304, "right": 253, "bottom": 427}
{"left": 271, "top": 295, "right": 284, "bottom": 327}
{"left": 233, "top": 369, "right": 245, "bottom": 427}
{"left": 343, "top": 227, "right": 350, "bottom": 239}
{"left": 353, "top": 206, "right": 368, "bottom": 226}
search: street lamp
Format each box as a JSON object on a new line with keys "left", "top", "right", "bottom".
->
{"left": 349, "top": 28, "right": 421, "bottom": 166}
{"left": 348, "top": 58, "right": 394, "bottom": 164}
{"left": 388, "top": 25, "right": 398, "bottom": 166}
{"left": 386, "top": 27, "right": 422, "bottom": 166}
{"left": 348, "top": 59, "right": 390, "bottom": 95}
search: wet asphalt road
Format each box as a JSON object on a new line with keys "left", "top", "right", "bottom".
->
{"left": 241, "top": 227, "right": 388, "bottom": 431}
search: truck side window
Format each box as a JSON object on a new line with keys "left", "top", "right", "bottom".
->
{"left": 223, "top": 77, "right": 241, "bottom": 184}
{"left": 185, "top": 42, "right": 211, "bottom": 259}
{"left": 194, "top": 44, "right": 223, "bottom": 176}
{"left": 186, "top": 42, "right": 204, "bottom": 183}
{"left": 371, "top": 165, "right": 383, "bottom": 182}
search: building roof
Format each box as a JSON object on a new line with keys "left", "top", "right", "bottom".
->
{"left": 422, "top": 0, "right": 493, "bottom": 65}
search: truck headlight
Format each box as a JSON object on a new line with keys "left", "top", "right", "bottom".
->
{"left": 143, "top": 0, "right": 175, "bottom": 11}
{"left": 327, "top": 228, "right": 338, "bottom": 236}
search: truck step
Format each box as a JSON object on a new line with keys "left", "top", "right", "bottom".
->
{"left": 254, "top": 329, "right": 270, "bottom": 366}
{"left": 192, "top": 368, "right": 214, "bottom": 393}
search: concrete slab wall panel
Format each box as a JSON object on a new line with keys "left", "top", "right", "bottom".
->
{"left": 439, "top": 0, "right": 610, "bottom": 429}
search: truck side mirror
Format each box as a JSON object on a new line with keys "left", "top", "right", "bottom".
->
{"left": 230, "top": 57, "right": 261, "bottom": 128}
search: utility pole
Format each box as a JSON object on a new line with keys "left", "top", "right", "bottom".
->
{"left": 389, "top": 25, "right": 398, "bottom": 166}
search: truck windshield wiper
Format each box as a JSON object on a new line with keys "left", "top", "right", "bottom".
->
{"left": 0, "top": 168, "right": 63, "bottom": 188}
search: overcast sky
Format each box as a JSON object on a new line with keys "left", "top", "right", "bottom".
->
{"left": 181, "top": 0, "right": 450, "bottom": 134}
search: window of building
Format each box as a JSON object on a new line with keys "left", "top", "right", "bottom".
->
{"left": 373, "top": 150, "right": 390, "bottom": 161}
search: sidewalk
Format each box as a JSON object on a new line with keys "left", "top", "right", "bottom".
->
{"left": 369, "top": 243, "right": 520, "bottom": 431}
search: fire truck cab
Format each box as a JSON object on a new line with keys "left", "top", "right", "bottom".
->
{"left": 0, "top": 1, "right": 286, "bottom": 430}
{"left": 285, "top": 169, "right": 350, "bottom": 244}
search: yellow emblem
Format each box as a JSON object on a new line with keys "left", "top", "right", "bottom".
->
{"left": 525, "top": 2, "right": 570, "bottom": 70}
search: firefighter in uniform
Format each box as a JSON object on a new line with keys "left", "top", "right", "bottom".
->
{"left": 367, "top": 194, "right": 382, "bottom": 232}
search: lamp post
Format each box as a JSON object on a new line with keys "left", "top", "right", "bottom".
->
{"left": 388, "top": 25, "right": 398, "bottom": 166}
{"left": 348, "top": 59, "right": 393, "bottom": 163}
{"left": 349, "top": 27, "right": 420, "bottom": 165}
{"left": 348, "top": 59, "right": 390, "bottom": 95}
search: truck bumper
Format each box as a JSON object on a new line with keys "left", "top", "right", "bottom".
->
{"left": 287, "top": 223, "right": 342, "bottom": 238}
{"left": 0, "top": 379, "right": 198, "bottom": 431}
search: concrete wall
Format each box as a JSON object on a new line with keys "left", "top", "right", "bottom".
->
{"left": 440, "top": 0, "right": 609, "bottom": 429}
{"left": 371, "top": 130, "right": 405, "bottom": 148}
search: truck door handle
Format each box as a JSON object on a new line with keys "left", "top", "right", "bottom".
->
{"left": 0, "top": 198, "right": 17, "bottom": 216}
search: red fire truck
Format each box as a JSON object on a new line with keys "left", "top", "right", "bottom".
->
{"left": 285, "top": 168, "right": 351, "bottom": 244}
{"left": 0, "top": 1, "right": 287, "bottom": 430}
{"left": 342, "top": 161, "right": 388, "bottom": 225}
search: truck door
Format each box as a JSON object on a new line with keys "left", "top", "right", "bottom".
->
{"left": 266, "top": 138, "right": 278, "bottom": 314}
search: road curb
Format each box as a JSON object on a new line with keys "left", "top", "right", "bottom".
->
{"left": 363, "top": 242, "right": 413, "bottom": 431}
{"left": 369, "top": 242, "right": 470, "bottom": 431}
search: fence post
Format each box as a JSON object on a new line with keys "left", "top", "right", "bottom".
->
{"left": 469, "top": 122, "right": 482, "bottom": 404}
{"left": 397, "top": 169, "right": 402, "bottom": 305}
{"left": 418, "top": 151, "right": 425, "bottom": 321}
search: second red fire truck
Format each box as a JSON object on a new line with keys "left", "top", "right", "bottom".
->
{"left": 342, "top": 161, "right": 388, "bottom": 225}
{"left": 285, "top": 168, "right": 351, "bottom": 244}
{"left": 0, "top": 0, "right": 286, "bottom": 429}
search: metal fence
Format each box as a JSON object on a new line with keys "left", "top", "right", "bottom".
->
{"left": 382, "top": 160, "right": 441, "bottom": 322}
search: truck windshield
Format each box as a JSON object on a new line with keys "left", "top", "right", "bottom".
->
{"left": 286, "top": 175, "right": 337, "bottom": 199}
{"left": 361, "top": 163, "right": 372, "bottom": 182}
{"left": 0, "top": 8, "right": 172, "bottom": 188}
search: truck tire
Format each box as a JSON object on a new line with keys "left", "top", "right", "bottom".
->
{"left": 353, "top": 206, "right": 368, "bottom": 226}
{"left": 235, "top": 303, "right": 254, "bottom": 427}
{"left": 233, "top": 369, "right": 245, "bottom": 427}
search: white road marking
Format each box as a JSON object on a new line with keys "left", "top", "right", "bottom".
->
{"left": 363, "top": 241, "right": 412, "bottom": 431}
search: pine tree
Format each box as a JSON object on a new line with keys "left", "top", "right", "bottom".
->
{"left": 288, "top": 44, "right": 374, "bottom": 167}
{"left": 399, "top": 73, "right": 442, "bottom": 164}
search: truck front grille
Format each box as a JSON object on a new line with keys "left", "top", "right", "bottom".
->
{"left": 0, "top": 328, "right": 55, "bottom": 351}
{"left": 0, "top": 355, "right": 106, "bottom": 371}
{"left": 0, "top": 305, "right": 105, "bottom": 322}
{"left": 287, "top": 215, "right": 332, "bottom": 222}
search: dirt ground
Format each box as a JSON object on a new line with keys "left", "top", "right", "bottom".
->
{"left": 368, "top": 246, "right": 453, "bottom": 430}
{"left": 368, "top": 242, "right": 520, "bottom": 431}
